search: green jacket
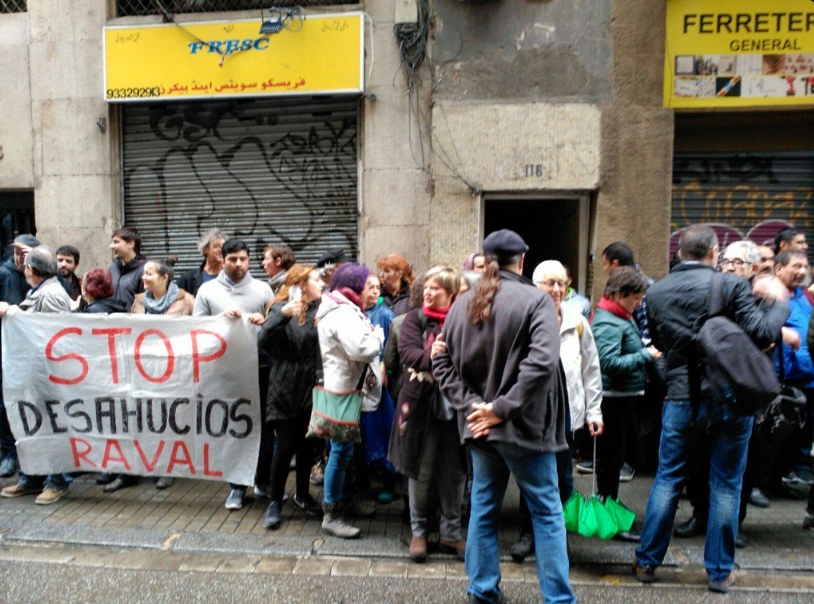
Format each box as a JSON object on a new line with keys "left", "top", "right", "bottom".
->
{"left": 591, "top": 307, "right": 651, "bottom": 393}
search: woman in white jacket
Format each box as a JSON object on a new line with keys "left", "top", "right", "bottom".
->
{"left": 511, "top": 260, "right": 604, "bottom": 562}
{"left": 314, "top": 264, "right": 384, "bottom": 539}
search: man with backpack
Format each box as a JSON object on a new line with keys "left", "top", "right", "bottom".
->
{"left": 633, "top": 225, "right": 789, "bottom": 593}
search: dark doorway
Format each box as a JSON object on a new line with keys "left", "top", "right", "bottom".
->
{"left": 0, "top": 192, "right": 35, "bottom": 262}
{"left": 483, "top": 197, "right": 588, "bottom": 291}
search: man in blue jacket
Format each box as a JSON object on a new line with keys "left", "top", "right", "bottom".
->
{"left": 772, "top": 250, "right": 814, "bottom": 487}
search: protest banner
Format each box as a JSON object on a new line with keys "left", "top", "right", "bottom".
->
{"left": 1, "top": 312, "right": 260, "bottom": 485}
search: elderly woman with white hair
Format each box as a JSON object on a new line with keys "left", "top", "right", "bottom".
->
{"left": 510, "top": 259, "right": 604, "bottom": 563}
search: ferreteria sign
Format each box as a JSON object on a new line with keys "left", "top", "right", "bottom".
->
{"left": 2, "top": 313, "right": 260, "bottom": 484}
{"left": 103, "top": 12, "right": 363, "bottom": 102}
{"left": 664, "top": 0, "right": 814, "bottom": 108}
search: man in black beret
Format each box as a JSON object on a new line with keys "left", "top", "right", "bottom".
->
{"left": 434, "top": 229, "right": 574, "bottom": 603}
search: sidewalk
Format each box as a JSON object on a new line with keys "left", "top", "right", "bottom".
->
{"left": 1, "top": 468, "right": 812, "bottom": 573}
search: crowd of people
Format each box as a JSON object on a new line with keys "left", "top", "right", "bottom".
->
{"left": 0, "top": 224, "right": 813, "bottom": 601}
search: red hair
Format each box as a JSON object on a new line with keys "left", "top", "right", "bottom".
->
{"left": 84, "top": 269, "right": 114, "bottom": 299}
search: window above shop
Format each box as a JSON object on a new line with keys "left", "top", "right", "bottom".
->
{"left": 0, "top": 0, "right": 27, "bottom": 14}
{"left": 116, "top": 0, "right": 351, "bottom": 18}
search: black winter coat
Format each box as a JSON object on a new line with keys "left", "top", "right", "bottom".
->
{"left": 382, "top": 284, "right": 412, "bottom": 317}
{"left": 387, "top": 310, "right": 467, "bottom": 478}
{"left": 80, "top": 297, "right": 128, "bottom": 314}
{"left": 177, "top": 262, "right": 218, "bottom": 297}
{"left": 646, "top": 263, "right": 789, "bottom": 401}
{"left": 0, "top": 260, "right": 28, "bottom": 304}
{"left": 259, "top": 300, "right": 320, "bottom": 422}
{"left": 434, "top": 270, "right": 568, "bottom": 454}
{"left": 110, "top": 255, "right": 146, "bottom": 309}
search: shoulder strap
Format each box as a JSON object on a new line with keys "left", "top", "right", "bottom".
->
{"left": 416, "top": 309, "right": 429, "bottom": 333}
{"left": 576, "top": 320, "right": 584, "bottom": 341}
{"left": 709, "top": 273, "right": 726, "bottom": 317}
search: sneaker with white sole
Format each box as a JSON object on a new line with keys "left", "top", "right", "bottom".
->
{"left": 225, "top": 488, "right": 245, "bottom": 510}
{"left": 620, "top": 463, "right": 635, "bottom": 482}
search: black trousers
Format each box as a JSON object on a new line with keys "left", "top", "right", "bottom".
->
{"left": 596, "top": 395, "right": 640, "bottom": 500}
{"left": 269, "top": 414, "right": 314, "bottom": 503}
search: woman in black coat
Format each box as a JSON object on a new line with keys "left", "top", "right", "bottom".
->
{"left": 388, "top": 265, "right": 467, "bottom": 563}
{"left": 79, "top": 269, "right": 127, "bottom": 314}
{"left": 259, "top": 265, "right": 324, "bottom": 530}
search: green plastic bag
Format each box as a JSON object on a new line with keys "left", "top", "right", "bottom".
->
{"left": 562, "top": 491, "right": 583, "bottom": 533}
{"left": 586, "top": 497, "right": 618, "bottom": 540}
{"left": 604, "top": 498, "right": 636, "bottom": 533}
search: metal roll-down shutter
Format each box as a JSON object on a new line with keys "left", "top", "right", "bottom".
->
{"left": 671, "top": 151, "right": 814, "bottom": 258}
{"left": 122, "top": 96, "right": 359, "bottom": 276}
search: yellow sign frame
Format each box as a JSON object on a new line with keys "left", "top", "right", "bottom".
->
{"left": 664, "top": 0, "right": 814, "bottom": 108}
{"left": 104, "top": 13, "right": 364, "bottom": 102}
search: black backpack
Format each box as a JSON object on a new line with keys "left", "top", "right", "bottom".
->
{"left": 689, "top": 274, "right": 780, "bottom": 417}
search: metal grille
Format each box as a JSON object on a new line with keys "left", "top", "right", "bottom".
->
{"left": 121, "top": 96, "right": 359, "bottom": 277}
{"left": 116, "top": 0, "right": 349, "bottom": 17}
{"left": 671, "top": 151, "right": 814, "bottom": 259}
{"left": 0, "top": 192, "right": 35, "bottom": 263}
{"left": 0, "top": 0, "right": 26, "bottom": 13}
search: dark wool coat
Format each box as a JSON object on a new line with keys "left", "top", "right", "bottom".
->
{"left": 434, "top": 270, "right": 569, "bottom": 454}
{"left": 259, "top": 300, "right": 320, "bottom": 422}
{"left": 387, "top": 309, "right": 466, "bottom": 479}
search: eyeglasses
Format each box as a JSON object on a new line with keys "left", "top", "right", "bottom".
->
{"left": 540, "top": 280, "right": 566, "bottom": 289}
{"left": 720, "top": 258, "right": 745, "bottom": 268}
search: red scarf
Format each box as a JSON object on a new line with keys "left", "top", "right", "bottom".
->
{"left": 335, "top": 287, "right": 365, "bottom": 312}
{"left": 595, "top": 296, "right": 632, "bottom": 321}
{"left": 422, "top": 304, "right": 450, "bottom": 328}
{"left": 422, "top": 305, "right": 450, "bottom": 350}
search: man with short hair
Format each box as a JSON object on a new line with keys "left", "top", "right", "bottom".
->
{"left": 56, "top": 245, "right": 82, "bottom": 301}
{"left": 774, "top": 227, "right": 807, "bottom": 256}
{"left": 675, "top": 238, "right": 766, "bottom": 547}
{"left": 719, "top": 241, "right": 760, "bottom": 280}
{"left": 634, "top": 225, "right": 789, "bottom": 593}
{"left": 772, "top": 250, "right": 814, "bottom": 488}
{"left": 194, "top": 239, "right": 274, "bottom": 510}
{"left": 177, "top": 228, "right": 228, "bottom": 296}
{"left": 109, "top": 227, "right": 146, "bottom": 308}
{"left": 262, "top": 243, "right": 296, "bottom": 294}
{"left": 0, "top": 246, "right": 73, "bottom": 505}
{"left": 435, "top": 229, "right": 575, "bottom": 604}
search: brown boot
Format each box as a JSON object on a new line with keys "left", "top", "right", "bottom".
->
{"left": 410, "top": 535, "right": 428, "bottom": 563}
{"left": 438, "top": 538, "right": 466, "bottom": 561}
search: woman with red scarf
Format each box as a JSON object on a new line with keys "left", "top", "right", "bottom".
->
{"left": 592, "top": 267, "right": 662, "bottom": 539}
{"left": 388, "top": 265, "right": 468, "bottom": 563}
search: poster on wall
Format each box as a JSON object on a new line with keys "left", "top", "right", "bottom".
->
{"left": 2, "top": 313, "right": 261, "bottom": 484}
{"left": 664, "top": 0, "right": 814, "bottom": 108}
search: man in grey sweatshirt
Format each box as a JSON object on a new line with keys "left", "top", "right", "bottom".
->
{"left": 194, "top": 239, "right": 273, "bottom": 511}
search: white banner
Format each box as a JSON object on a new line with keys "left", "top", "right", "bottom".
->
{"left": 2, "top": 312, "right": 260, "bottom": 485}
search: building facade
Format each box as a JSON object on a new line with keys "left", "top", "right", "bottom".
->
{"left": 0, "top": 0, "right": 811, "bottom": 298}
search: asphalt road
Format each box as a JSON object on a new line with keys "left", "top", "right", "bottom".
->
{"left": 1, "top": 560, "right": 813, "bottom": 604}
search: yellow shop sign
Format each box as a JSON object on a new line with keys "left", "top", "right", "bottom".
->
{"left": 664, "top": 0, "right": 814, "bottom": 108}
{"left": 104, "top": 13, "right": 363, "bottom": 102}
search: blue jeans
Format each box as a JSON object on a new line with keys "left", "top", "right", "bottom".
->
{"left": 636, "top": 400, "right": 752, "bottom": 582}
{"left": 323, "top": 439, "right": 354, "bottom": 505}
{"left": 18, "top": 471, "right": 72, "bottom": 492}
{"left": 468, "top": 442, "right": 575, "bottom": 603}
